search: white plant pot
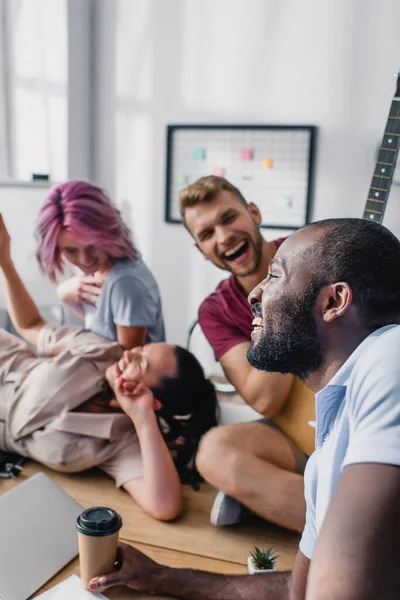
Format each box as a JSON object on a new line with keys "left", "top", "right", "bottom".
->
{"left": 247, "top": 556, "right": 276, "bottom": 575}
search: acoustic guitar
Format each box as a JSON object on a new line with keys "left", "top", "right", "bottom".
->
{"left": 363, "top": 73, "right": 400, "bottom": 223}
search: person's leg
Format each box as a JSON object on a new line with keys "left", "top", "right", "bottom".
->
{"left": 196, "top": 421, "right": 307, "bottom": 532}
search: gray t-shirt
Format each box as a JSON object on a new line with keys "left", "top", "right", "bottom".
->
{"left": 83, "top": 257, "right": 165, "bottom": 343}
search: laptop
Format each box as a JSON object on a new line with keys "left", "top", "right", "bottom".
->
{"left": 0, "top": 472, "right": 84, "bottom": 600}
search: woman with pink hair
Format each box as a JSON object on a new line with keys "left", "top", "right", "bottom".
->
{"left": 36, "top": 180, "right": 165, "bottom": 349}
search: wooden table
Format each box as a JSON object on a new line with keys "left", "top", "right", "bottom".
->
{"left": 0, "top": 461, "right": 300, "bottom": 599}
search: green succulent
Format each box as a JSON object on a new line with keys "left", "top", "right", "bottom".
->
{"left": 250, "top": 546, "right": 279, "bottom": 570}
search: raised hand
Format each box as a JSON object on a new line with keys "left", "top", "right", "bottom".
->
{"left": 0, "top": 214, "right": 12, "bottom": 267}
{"left": 113, "top": 378, "right": 159, "bottom": 422}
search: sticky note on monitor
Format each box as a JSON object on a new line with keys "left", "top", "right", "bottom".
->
{"left": 240, "top": 149, "right": 253, "bottom": 160}
{"left": 175, "top": 174, "right": 188, "bottom": 185}
{"left": 263, "top": 159, "right": 273, "bottom": 169}
{"left": 212, "top": 167, "right": 225, "bottom": 177}
{"left": 192, "top": 148, "right": 206, "bottom": 160}
{"left": 277, "top": 196, "right": 293, "bottom": 208}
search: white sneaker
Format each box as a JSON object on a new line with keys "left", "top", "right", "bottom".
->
{"left": 210, "top": 491, "right": 244, "bottom": 526}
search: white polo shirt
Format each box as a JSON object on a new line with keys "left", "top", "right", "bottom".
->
{"left": 300, "top": 324, "right": 400, "bottom": 559}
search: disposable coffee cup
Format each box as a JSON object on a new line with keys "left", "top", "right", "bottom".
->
{"left": 76, "top": 506, "right": 122, "bottom": 589}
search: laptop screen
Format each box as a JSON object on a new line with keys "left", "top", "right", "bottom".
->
{"left": 0, "top": 472, "right": 83, "bottom": 600}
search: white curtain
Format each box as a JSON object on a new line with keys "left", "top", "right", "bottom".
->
{"left": 0, "top": 0, "right": 14, "bottom": 179}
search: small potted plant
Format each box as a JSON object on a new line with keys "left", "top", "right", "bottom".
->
{"left": 247, "top": 546, "right": 279, "bottom": 574}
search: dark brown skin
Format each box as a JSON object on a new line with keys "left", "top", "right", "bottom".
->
{"left": 89, "top": 541, "right": 303, "bottom": 599}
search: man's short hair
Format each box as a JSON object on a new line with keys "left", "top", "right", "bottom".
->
{"left": 179, "top": 176, "right": 247, "bottom": 224}
{"left": 306, "top": 218, "right": 400, "bottom": 327}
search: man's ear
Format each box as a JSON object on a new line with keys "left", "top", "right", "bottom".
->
{"left": 248, "top": 202, "right": 262, "bottom": 225}
{"left": 319, "top": 283, "right": 353, "bottom": 323}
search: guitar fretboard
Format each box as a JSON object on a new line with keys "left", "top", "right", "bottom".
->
{"left": 363, "top": 93, "right": 400, "bottom": 223}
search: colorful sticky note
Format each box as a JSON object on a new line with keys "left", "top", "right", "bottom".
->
{"left": 263, "top": 159, "right": 273, "bottom": 169}
{"left": 175, "top": 174, "right": 188, "bottom": 185}
{"left": 192, "top": 148, "right": 206, "bottom": 160}
{"left": 277, "top": 197, "right": 293, "bottom": 208}
{"left": 240, "top": 149, "right": 253, "bottom": 160}
{"left": 212, "top": 167, "right": 225, "bottom": 177}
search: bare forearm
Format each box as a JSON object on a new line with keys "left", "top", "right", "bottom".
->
{"left": 128, "top": 411, "right": 182, "bottom": 519}
{"left": 226, "top": 365, "right": 292, "bottom": 416}
{"left": 116, "top": 324, "right": 147, "bottom": 350}
{"left": 1, "top": 259, "right": 44, "bottom": 332}
{"left": 243, "top": 371, "right": 292, "bottom": 416}
{"left": 148, "top": 567, "right": 292, "bottom": 600}
{"left": 136, "top": 412, "right": 181, "bottom": 494}
{"left": 306, "top": 465, "right": 400, "bottom": 600}
{"left": 90, "top": 544, "right": 299, "bottom": 598}
{"left": 219, "top": 343, "right": 293, "bottom": 417}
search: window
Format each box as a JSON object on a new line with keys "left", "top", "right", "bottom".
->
{"left": 0, "top": 0, "right": 68, "bottom": 182}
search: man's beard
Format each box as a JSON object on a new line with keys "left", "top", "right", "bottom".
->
{"left": 247, "top": 285, "right": 324, "bottom": 381}
{"left": 239, "top": 232, "right": 263, "bottom": 277}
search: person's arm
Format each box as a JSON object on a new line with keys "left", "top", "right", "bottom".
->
{"left": 115, "top": 324, "right": 147, "bottom": 349}
{"left": 0, "top": 215, "right": 45, "bottom": 347}
{"left": 90, "top": 543, "right": 310, "bottom": 599}
{"left": 306, "top": 463, "right": 400, "bottom": 600}
{"left": 114, "top": 380, "right": 182, "bottom": 521}
{"left": 306, "top": 330, "right": 400, "bottom": 598}
{"left": 220, "top": 341, "right": 293, "bottom": 417}
{"left": 110, "top": 275, "right": 158, "bottom": 348}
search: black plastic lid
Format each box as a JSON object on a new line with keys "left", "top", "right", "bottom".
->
{"left": 76, "top": 507, "right": 122, "bottom": 537}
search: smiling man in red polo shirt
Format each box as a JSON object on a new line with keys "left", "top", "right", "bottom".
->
{"left": 178, "top": 175, "right": 315, "bottom": 533}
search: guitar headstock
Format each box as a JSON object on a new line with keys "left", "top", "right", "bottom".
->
{"left": 395, "top": 71, "right": 400, "bottom": 98}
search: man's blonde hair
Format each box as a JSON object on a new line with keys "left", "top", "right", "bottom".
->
{"left": 179, "top": 176, "right": 248, "bottom": 224}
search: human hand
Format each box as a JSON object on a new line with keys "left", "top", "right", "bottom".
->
{"left": 56, "top": 274, "right": 103, "bottom": 307}
{"left": 114, "top": 378, "right": 160, "bottom": 421}
{"left": 89, "top": 541, "right": 162, "bottom": 594}
{"left": 0, "top": 214, "right": 12, "bottom": 267}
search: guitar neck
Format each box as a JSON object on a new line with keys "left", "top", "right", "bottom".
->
{"left": 363, "top": 75, "right": 400, "bottom": 223}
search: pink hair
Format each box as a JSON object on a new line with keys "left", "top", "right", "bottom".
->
{"left": 36, "top": 180, "right": 136, "bottom": 282}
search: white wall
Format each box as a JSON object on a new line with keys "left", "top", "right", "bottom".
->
{"left": 0, "top": 182, "right": 58, "bottom": 309}
{"left": 111, "top": 0, "right": 400, "bottom": 346}
{"left": 4, "top": 1, "right": 400, "bottom": 344}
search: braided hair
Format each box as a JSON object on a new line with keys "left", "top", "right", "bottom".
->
{"left": 152, "top": 346, "right": 218, "bottom": 490}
